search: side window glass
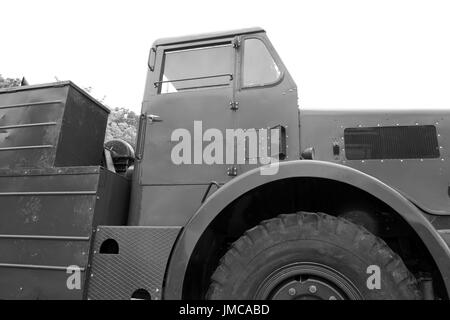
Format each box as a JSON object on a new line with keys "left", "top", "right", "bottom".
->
{"left": 242, "top": 38, "right": 281, "bottom": 87}
{"left": 158, "top": 44, "right": 233, "bottom": 94}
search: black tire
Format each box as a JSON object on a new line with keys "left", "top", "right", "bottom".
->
{"left": 207, "top": 212, "right": 422, "bottom": 300}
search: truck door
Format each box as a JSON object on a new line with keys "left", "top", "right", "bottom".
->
{"left": 234, "top": 35, "right": 299, "bottom": 175}
{"left": 140, "top": 40, "right": 236, "bottom": 185}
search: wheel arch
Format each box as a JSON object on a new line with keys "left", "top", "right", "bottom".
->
{"left": 163, "top": 160, "right": 450, "bottom": 299}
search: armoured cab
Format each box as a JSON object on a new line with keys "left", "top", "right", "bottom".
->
{"left": 128, "top": 27, "right": 299, "bottom": 227}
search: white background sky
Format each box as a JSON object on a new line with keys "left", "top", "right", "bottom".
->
{"left": 1, "top": 0, "right": 450, "bottom": 112}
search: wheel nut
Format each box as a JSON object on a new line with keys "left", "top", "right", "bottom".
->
{"left": 329, "top": 296, "right": 337, "bottom": 300}
{"left": 288, "top": 288, "right": 296, "bottom": 296}
{"left": 308, "top": 285, "right": 317, "bottom": 294}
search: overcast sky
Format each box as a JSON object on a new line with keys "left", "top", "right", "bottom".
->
{"left": 2, "top": 0, "right": 450, "bottom": 112}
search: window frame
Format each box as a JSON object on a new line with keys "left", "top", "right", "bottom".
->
{"left": 156, "top": 39, "right": 236, "bottom": 95}
{"left": 239, "top": 36, "right": 284, "bottom": 90}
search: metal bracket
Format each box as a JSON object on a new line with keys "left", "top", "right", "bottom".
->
{"left": 233, "top": 36, "right": 241, "bottom": 49}
{"left": 201, "top": 181, "right": 221, "bottom": 203}
{"left": 227, "top": 166, "right": 238, "bottom": 177}
{"left": 332, "top": 141, "right": 340, "bottom": 157}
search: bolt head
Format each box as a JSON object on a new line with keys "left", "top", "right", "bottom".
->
{"left": 288, "top": 288, "right": 296, "bottom": 296}
{"left": 308, "top": 285, "right": 317, "bottom": 294}
{"left": 329, "top": 296, "right": 337, "bottom": 300}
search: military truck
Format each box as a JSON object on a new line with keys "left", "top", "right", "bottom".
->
{"left": 1, "top": 27, "right": 449, "bottom": 300}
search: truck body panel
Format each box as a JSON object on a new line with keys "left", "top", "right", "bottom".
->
{"left": 129, "top": 28, "right": 300, "bottom": 229}
{"left": 0, "top": 82, "right": 109, "bottom": 170}
{"left": 163, "top": 160, "right": 450, "bottom": 299}
{"left": 300, "top": 108, "right": 450, "bottom": 215}
{"left": 0, "top": 166, "right": 130, "bottom": 299}
{"left": 87, "top": 225, "right": 181, "bottom": 300}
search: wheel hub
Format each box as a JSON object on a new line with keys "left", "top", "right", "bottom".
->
{"left": 255, "top": 262, "right": 362, "bottom": 300}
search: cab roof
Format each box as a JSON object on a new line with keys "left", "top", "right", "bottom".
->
{"left": 153, "top": 27, "right": 265, "bottom": 47}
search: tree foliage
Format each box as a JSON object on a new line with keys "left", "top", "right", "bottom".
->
{"left": 105, "top": 107, "right": 139, "bottom": 148}
{"left": 0, "top": 74, "right": 21, "bottom": 88}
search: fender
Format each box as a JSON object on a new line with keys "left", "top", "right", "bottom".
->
{"left": 164, "top": 160, "right": 450, "bottom": 299}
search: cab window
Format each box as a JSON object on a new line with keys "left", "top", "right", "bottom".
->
{"left": 158, "top": 44, "right": 233, "bottom": 94}
{"left": 242, "top": 38, "right": 281, "bottom": 87}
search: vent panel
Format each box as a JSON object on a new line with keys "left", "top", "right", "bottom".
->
{"left": 344, "top": 125, "right": 440, "bottom": 160}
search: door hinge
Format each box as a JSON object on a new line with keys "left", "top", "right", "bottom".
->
{"left": 227, "top": 166, "right": 238, "bottom": 177}
{"left": 229, "top": 101, "right": 239, "bottom": 111}
{"left": 233, "top": 36, "right": 241, "bottom": 49}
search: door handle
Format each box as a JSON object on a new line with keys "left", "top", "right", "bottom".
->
{"left": 147, "top": 114, "right": 162, "bottom": 123}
